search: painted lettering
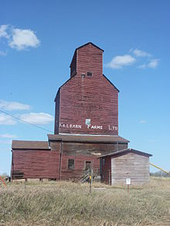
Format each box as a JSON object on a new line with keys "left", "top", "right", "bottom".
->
{"left": 87, "top": 125, "right": 103, "bottom": 130}
{"left": 59, "top": 123, "right": 82, "bottom": 129}
{"left": 108, "top": 125, "right": 118, "bottom": 131}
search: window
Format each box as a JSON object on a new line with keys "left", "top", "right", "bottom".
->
{"left": 85, "top": 161, "right": 91, "bottom": 170}
{"left": 87, "top": 71, "right": 92, "bottom": 77}
{"left": 68, "top": 159, "right": 74, "bottom": 169}
{"left": 85, "top": 119, "right": 91, "bottom": 125}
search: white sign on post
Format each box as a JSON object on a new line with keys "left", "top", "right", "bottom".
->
{"left": 126, "top": 178, "right": 131, "bottom": 185}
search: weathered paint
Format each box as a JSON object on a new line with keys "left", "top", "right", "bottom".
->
{"left": 11, "top": 150, "right": 60, "bottom": 180}
{"left": 101, "top": 149, "right": 151, "bottom": 185}
{"left": 11, "top": 42, "right": 129, "bottom": 181}
{"left": 111, "top": 153, "right": 150, "bottom": 185}
{"left": 55, "top": 43, "right": 119, "bottom": 135}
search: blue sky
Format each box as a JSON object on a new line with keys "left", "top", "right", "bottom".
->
{"left": 0, "top": 0, "right": 169, "bottom": 175}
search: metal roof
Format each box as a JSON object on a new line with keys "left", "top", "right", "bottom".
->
{"left": 99, "top": 148, "right": 152, "bottom": 158}
{"left": 12, "top": 140, "right": 50, "bottom": 150}
{"left": 48, "top": 134, "right": 129, "bottom": 144}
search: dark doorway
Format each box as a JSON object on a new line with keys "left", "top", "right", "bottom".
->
{"left": 85, "top": 161, "right": 91, "bottom": 170}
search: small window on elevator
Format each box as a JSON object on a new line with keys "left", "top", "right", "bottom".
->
{"left": 87, "top": 72, "right": 92, "bottom": 77}
{"left": 68, "top": 159, "right": 74, "bottom": 169}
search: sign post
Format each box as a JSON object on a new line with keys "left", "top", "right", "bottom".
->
{"left": 89, "top": 169, "right": 93, "bottom": 194}
{"left": 126, "top": 178, "right": 131, "bottom": 195}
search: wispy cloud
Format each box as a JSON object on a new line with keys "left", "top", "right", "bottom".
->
{"left": 106, "top": 55, "right": 136, "bottom": 69}
{"left": 0, "top": 100, "right": 31, "bottom": 111}
{"left": 138, "top": 59, "right": 159, "bottom": 69}
{"left": 9, "top": 28, "right": 40, "bottom": 50}
{"left": 0, "top": 25, "right": 9, "bottom": 39}
{"left": 0, "top": 140, "right": 12, "bottom": 144}
{"left": 0, "top": 134, "right": 17, "bottom": 139}
{"left": 0, "top": 50, "right": 7, "bottom": 56}
{"left": 106, "top": 48, "right": 159, "bottom": 70}
{"left": 138, "top": 64, "right": 147, "bottom": 69}
{"left": 139, "top": 120, "right": 146, "bottom": 124}
{"left": 131, "top": 49, "right": 151, "bottom": 58}
{"left": 148, "top": 59, "right": 159, "bottom": 69}
{"left": 20, "top": 113, "right": 54, "bottom": 125}
{"left": 0, "top": 113, "right": 16, "bottom": 125}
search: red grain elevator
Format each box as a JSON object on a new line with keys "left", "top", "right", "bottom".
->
{"left": 54, "top": 42, "right": 119, "bottom": 135}
{"left": 11, "top": 42, "right": 129, "bottom": 181}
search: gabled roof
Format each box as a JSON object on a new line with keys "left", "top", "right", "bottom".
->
{"left": 75, "top": 42, "right": 104, "bottom": 52}
{"left": 70, "top": 42, "right": 104, "bottom": 67}
{"left": 12, "top": 140, "right": 50, "bottom": 150}
{"left": 48, "top": 134, "right": 129, "bottom": 144}
{"left": 99, "top": 148, "right": 152, "bottom": 158}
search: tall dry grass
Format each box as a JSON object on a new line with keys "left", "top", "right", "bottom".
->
{"left": 0, "top": 177, "right": 170, "bottom": 226}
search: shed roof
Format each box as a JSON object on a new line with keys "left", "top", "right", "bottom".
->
{"left": 48, "top": 134, "right": 129, "bottom": 144}
{"left": 12, "top": 140, "right": 50, "bottom": 150}
{"left": 99, "top": 148, "right": 152, "bottom": 158}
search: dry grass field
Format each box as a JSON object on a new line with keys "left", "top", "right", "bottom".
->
{"left": 0, "top": 177, "right": 170, "bottom": 226}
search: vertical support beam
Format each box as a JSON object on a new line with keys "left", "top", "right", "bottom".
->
{"left": 59, "top": 140, "right": 63, "bottom": 180}
{"left": 108, "top": 170, "right": 111, "bottom": 185}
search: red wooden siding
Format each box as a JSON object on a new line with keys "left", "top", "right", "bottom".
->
{"left": 11, "top": 150, "right": 60, "bottom": 180}
{"left": 76, "top": 43, "right": 103, "bottom": 78}
{"left": 60, "top": 154, "right": 100, "bottom": 180}
{"left": 54, "top": 43, "right": 119, "bottom": 135}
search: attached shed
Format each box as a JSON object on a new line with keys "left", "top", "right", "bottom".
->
{"left": 100, "top": 148, "right": 152, "bottom": 185}
{"left": 11, "top": 140, "right": 60, "bottom": 180}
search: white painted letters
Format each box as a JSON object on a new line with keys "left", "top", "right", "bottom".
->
{"left": 59, "top": 123, "right": 82, "bottom": 129}
{"left": 108, "top": 125, "right": 118, "bottom": 131}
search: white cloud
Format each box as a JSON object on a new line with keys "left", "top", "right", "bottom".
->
{"left": 148, "top": 59, "right": 159, "bottom": 69}
{"left": 0, "top": 25, "right": 9, "bottom": 39}
{"left": 106, "top": 54, "right": 136, "bottom": 69}
{"left": 0, "top": 100, "right": 31, "bottom": 111}
{"left": 9, "top": 28, "right": 40, "bottom": 50}
{"left": 107, "top": 48, "right": 159, "bottom": 70}
{"left": 132, "top": 49, "right": 151, "bottom": 58}
{"left": 138, "top": 59, "right": 159, "bottom": 69}
{"left": 20, "top": 113, "right": 54, "bottom": 125}
{"left": 0, "top": 24, "right": 40, "bottom": 51}
{"left": 0, "top": 134, "right": 17, "bottom": 139}
{"left": 0, "top": 113, "right": 16, "bottom": 125}
{"left": 139, "top": 120, "right": 146, "bottom": 124}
